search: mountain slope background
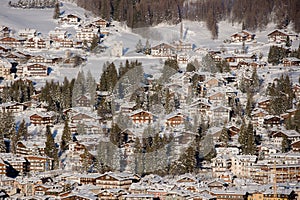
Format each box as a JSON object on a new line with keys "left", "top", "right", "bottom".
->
{"left": 75, "top": 0, "right": 300, "bottom": 38}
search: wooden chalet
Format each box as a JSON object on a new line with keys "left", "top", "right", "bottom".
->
{"left": 30, "top": 113, "right": 54, "bottom": 126}
{"left": 166, "top": 113, "right": 185, "bottom": 127}
{"left": 291, "top": 140, "right": 300, "bottom": 152}
{"left": 52, "top": 38, "right": 74, "bottom": 48}
{"left": 25, "top": 155, "right": 51, "bottom": 172}
{"left": 0, "top": 26, "right": 11, "bottom": 37}
{"left": 251, "top": 108, "right": 269, "bottom": 127}
{"left": 210, "top": 190, "right": 246, "bottom": 200}
{"left": 282, "top": 57, "right": 300, "bottom": 67}
{"left": 49, "top": 28, "right": 67, "bottom": 39}
{"left": 76, "top": 26, "right": 99, "bottom": 42}
{"left": 268, "top": 29, "right": 298, "bottom": 43}
{"left": 0, "top": 44, "right": 12, "bottom": 53}
{"left": 0, "top": 159, "right": 6, "bottom": 175}
{"left": 25, "top": 37, "right": 48, "bottom": 49}
{"left": 25, "top": 63, "right": 48, "bottom": 77}
{"left": 28, "top": 55, "right": 54, "bottom": 64}
{"left": 231, "top": 30, "right": 255, "bottom": 42}
{"left": 257, "top": 98, "right": 270, "bottom": 110}
{"left": 71, "top": 113, "right": 100, "bottom": 123}
{"left": 0, "top": 36, "right": 25, "bottom": 48}
{"left": 59, "top": 14, "right": 81, "bottom": 25}
{"left": 18, "top": 28, "right": 37, "bottom": 39}
{"left": 16, "top": 141, "right": 45, "bottom": 157}
{"left": 271, "top": 130, "right": 300, "bottom": 144}
{"left": 93, "top": 18, "right": 108, "bottom": 28}
{"left": 263, "top": 115, "right": 282, "bottom": 127}
{"left": 95, "top": 172, "right": 137, "bottom": 190}
{"left": 293, "top": 84, "right": 300, "bottom": 100}
{"left": 74, "top": 95, "right": 91, "bottom": 107}
{"left": 129, "top": 110, "right": 154, "bottom": 124}
{"left": 151, "top": 43, "right": 176, "bottom": 57}
{"left": 0, "top": 102, "right": 25, "bottom": 113}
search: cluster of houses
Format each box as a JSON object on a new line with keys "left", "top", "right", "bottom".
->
{"left": 1, "top": 7, "right": 300, "bottom": 199}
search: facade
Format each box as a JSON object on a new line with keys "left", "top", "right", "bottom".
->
{"left": 24, "top": 63, "right": 48, "bottom": 77}
{"left": 30, "top": 113, "right": 54, "bottom": 126}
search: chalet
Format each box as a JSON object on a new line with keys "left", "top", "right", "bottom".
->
{"left": 0, "top": 26, "right": 11, "bottom": 37}
{"left": 97, "top": 189, "right": 126, "bottom": 199}
{"left": 79, "top": 173, "right": 101, "bottom": 185}
{"left": 151, "top": 43, "right": 176, "bottom": 57}
{"left": 51, "top": 38, "right": 74, "bottom": 48}
{"left": 268, "top": 29, "right": 298, "bottom": 43}
{"left": 210, "top": 106, "right": 231, "bottom": 124}
{"left": 291, "top": 140, "right": 300, "bottom": 152}
{"left": 30, "top": 112, "right": 55, "bottom": 126}
{"left": 124, "top": 194, "right": 157, "bottom": 199}
{"left": 0, "top": 102, "right": 25, "bottom": 113}
{"left": 0, "top": 153, "right": 28, "bottom": 175}
{"left": 25, "top": 155, "right": 51, "bottom": 172}
{"left": 18, "top": 28, "right": 37, "bottom": 39}
{"left": 282, "top": 57, "right": 300, "bottom": 67}
{"left": 49, "top": 28, "right": 67, "bottom": 39}
{"left": 25, "top": 37, "right": 49, "bottom": 49}
{"left": 24, "top": 63, "right": 48, "bottom": 77}
{"left": 257, "top": 98, "right": 270, "bottom": 110}
{"left": 0, "top": 44, "right": 11, "bottom": 54}
{"left": 166, "top": 113, "right": 185, "bottom": 127}
{"left": 34, "top": 184, "right": 51, "bottom": 196}
{"left": 93, "top": 18, "right": 108, "bottom": 28}
{"left": 16, "top": 141, "right": 45, "bottom": 157}
{"left": 271, "top": 130, "right": 300, "bottom": 146}
{"left": 0, "top": 57, "right": 12, "bottom": 80}
{"left": 293, "top": 84, "right": 300, "bottom": 100}
{"left": 0, "top": 159, "right": 6, "bottom": 175}
{"left": 71, "top": 113, "right": 100, "bottom": 123}
{"left": 59, "top": 14, "right": 81, "bottom": 25}
{"left": 227, "top": 125, "right": 240, "bottom": 137}
{"left": 251, "top": 108, "right": 269, "bottom": 127}
{"left": 0, "top": 36, "right": 25, "bottom": 48}
{"left": 208, "top": 91, "right": 226, "bottom": 105}
{"left": 129, "top": 110, "right": 154, "bottom": 124}
{"left": 76, "top": 26, "right": 99, "bottom": 42}
{"left": 231, "top": 30, "right": 255, "bottom": 42}
{"left": 74, "top": 95, "right": 91, "bottom": 107}
{"left": 210, "top": 190, "right": 246, "bottom": 200}
{"left": 263, "top": 115, "right": 282, "bottom": 127}
{"left": 189, "top": 99, "right": 212, "bottom": 116}
{"left": 61, "top": 192, "right": 98, "bottom": 200}
{"left": 4, "top": 52, "right": 27, "bottom": 63}
{"left": 207, "top": 179, "right": 227, "bottom": 190}
{"left": 204, "top": 77, "right": 221, "bottom": 89}
{"left": 28, "top": 55, "right": 54, "bottom": 64}
{"left": 95, "top": 172, "right": 138, "bottom": 190}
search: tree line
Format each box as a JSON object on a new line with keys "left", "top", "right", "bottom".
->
{"left": 75, "top": 0, "right": 300, "bottom": 38}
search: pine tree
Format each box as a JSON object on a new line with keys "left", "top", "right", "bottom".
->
{"left": 90, "top": 35, "right": 99, "bottom": 51}
{"left": 219, "top": 126, "right": 230, "bottom": 147}
{"left": 45, "top": 125, "right": 59, "bottom": 169}
{"left": 135, "top": 39, "right": 143, "bottom": 53}
{"left": 281, "top": 135, "right": 291, "bottom": 153}
{"left": 144, "top": 39, "right": 151, "bottom": 55}
{"left": 61, "top": 119, "right": 71, "bottom": 152}
{"left": 53, "top": 1, "right": 60, "bottom": 19}
{"left": 286, "top": 35, "right": 291, "bottom": 47}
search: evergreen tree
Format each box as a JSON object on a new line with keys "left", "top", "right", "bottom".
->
{"left": 144, "top": 39, "right": 151, "bottom": 55}
{"left": 186, "top": 63, "right": 196, "bottom": 72}
{"left": 285, "top": 35, "right": 291, "bottom": 47}
{"left": 61, "top": 119, "right": 71, "bottom": 152}
{"left": 135, "top": 39, "right": 143, "bottom": 53}
{"left": 281, "top": 135, "right": 291, "bottom": 153}
{"left": 238, "top": 121, "right": 256, "bottom": 155}
{"left": 219, "top": 126, "right": 230, "bottom": 147}
{"left": 45, "top": 125, "right": 59, "bottom": 169}
{"left": 294, "top": 109, "right": 300, "bottom": 132}
{"left": 18, "top": 119, "right": 28, "bottom": 141}
{"left": 90, "top": 35, "right": 99, "bottom": 51}
{"left": 53, "top": 1, "right": 60, "bottom": 19}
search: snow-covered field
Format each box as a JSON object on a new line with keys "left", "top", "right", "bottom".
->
{"left": 1, "top": 0, "right": 299, "bottom": 83}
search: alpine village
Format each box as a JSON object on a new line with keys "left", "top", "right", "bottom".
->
{"left": 0, "top": 0, "right": 300, "bottom": 199}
